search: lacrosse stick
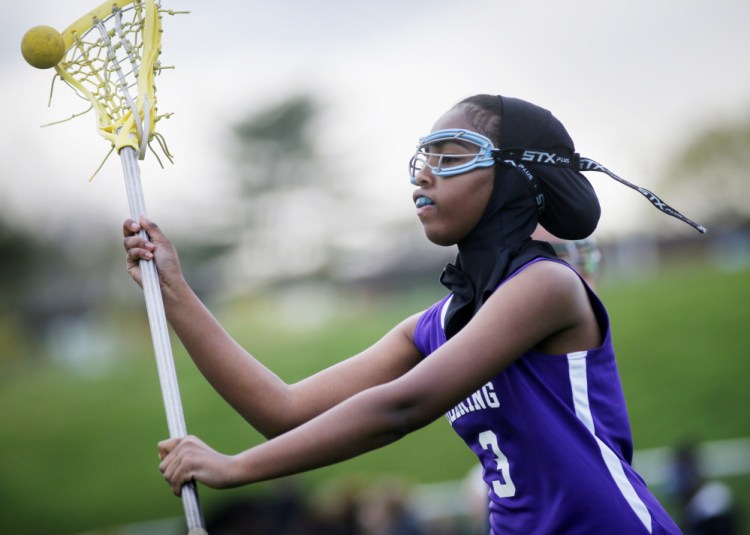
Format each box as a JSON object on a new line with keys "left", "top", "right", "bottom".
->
{"left": 23, "top": 1, "right": 206, "bottom": 533}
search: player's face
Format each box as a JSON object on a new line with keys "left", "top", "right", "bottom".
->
{"left": 412, "top": 108, "right": 495, "bottom": 246}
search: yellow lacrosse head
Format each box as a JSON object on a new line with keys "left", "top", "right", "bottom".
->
{"left": 53, "top": 0, "right": 169, "bottom": 159}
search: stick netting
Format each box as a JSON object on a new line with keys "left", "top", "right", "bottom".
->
{"left": 52, "top": 0, "right": 178, "bottom": 165}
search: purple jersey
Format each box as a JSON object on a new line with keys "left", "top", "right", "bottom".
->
{"left": 413, "top": 258, "right": 681, "bottom": 534}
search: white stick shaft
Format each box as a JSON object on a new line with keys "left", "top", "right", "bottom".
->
{"left": 120, "top": 147, "right": 207, "bottom": 534}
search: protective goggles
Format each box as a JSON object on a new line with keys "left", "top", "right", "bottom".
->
{"left": 409, "top": 129, "right": 497, "bottom": 184}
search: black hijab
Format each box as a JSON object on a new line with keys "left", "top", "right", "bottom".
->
{"left": 440, "top": 95, "right": 601, "bottom": 339}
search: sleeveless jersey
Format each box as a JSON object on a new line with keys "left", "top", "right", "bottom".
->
{"left": 413, "top": 258, "right": 681, "bottom": 534}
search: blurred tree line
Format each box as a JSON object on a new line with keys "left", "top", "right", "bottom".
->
{"left": 1, "top": 94, "right": 748, "bottom": 366}
{"left": 661, "top": 113, "right": 750, "bottom": 228}
{"left": 227, "top": 94, "right": 348, "bottom": 284}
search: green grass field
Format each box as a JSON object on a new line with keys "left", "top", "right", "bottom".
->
{"left": 0, "top": 261, "right": 748, "bottom": 534}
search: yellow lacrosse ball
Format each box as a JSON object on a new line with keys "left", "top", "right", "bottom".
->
{"left": 21, "top": 25, "right": 66, "bottom": 69}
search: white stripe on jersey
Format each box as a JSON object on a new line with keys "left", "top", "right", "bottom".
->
{"left": 440, "top": 295, "right": 453, "bottom": 330}
{"left": 567, "top": 352, "right": 653, "bottom": 533}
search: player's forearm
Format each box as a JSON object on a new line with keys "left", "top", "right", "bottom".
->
{"left": 160, "top": 278, "right": 294, "bottom": 437}
{"left": 231, "top": 382, "right": 435, "bottom": 484}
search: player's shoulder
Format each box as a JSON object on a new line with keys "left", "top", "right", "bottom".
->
{"left": 511, "top": 258, "right": 582, "bottom": 289}
{"left": 497, "top": 259, "right": 588, "bottom": 314}
{"left": 398, "top": 310, "right": 426, "bottom": 345}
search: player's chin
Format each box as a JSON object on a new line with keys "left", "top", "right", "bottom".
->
{"left": 422, "top": 225, "right": 459, "bottom": 247}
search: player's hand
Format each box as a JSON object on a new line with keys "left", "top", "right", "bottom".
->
{"left": 123, "top": 216, "right": 183, "bottom": 290}
{"left": 158, "top": 435, "right": 239, "bottom": 496}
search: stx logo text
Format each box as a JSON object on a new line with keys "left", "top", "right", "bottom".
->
{"left": 521, "top": 150, "right": 572, "bottom": 165}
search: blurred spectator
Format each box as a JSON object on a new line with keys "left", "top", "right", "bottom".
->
{"left": 667, "top": 441, "right": 741, "bottom": 535}
{"left": 204, "top": 480, "right": 312, "bottom": 534}
{"left": 309, "top": 476, "right": 364, "bottom": 535}
{"left": 531, "top": 226, "right": 601, "bottom": 288}
{"left": 205, "top": 477, "right": 355, "bottom": 535}
{"left": 204, "top": 474, "right": 460, "bottom": 535}
{"left": 357, "top": 477, "right": 425, "bottom": 535}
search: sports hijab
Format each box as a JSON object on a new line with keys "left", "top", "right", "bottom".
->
{"left": 415, "top": 95, "right": 706, "bottom": 338}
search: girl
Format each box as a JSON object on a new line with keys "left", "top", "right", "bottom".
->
{"left": 124, "top": 94, "right": 700, "bottom": 534}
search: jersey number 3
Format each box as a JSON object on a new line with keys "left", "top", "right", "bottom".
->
{"left": 478, "top": 430, "right": 517, "bottom": 498}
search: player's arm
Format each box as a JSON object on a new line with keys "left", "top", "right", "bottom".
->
{"left": 124, "top": 217, "right": 424, "bottom": 438}
{"left": 158, "top": 261, "right": 598, "bottom": 493}
{"left": 165, "top": 279, "right": 423, "bottom": 437}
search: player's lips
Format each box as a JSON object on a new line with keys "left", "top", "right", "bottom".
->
{"left": 413, "top": 192, "right": 435, "bottom": 209}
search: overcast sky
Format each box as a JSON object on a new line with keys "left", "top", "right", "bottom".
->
{"left": 2, "top": 0, "right": 749, "bottom": 247}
